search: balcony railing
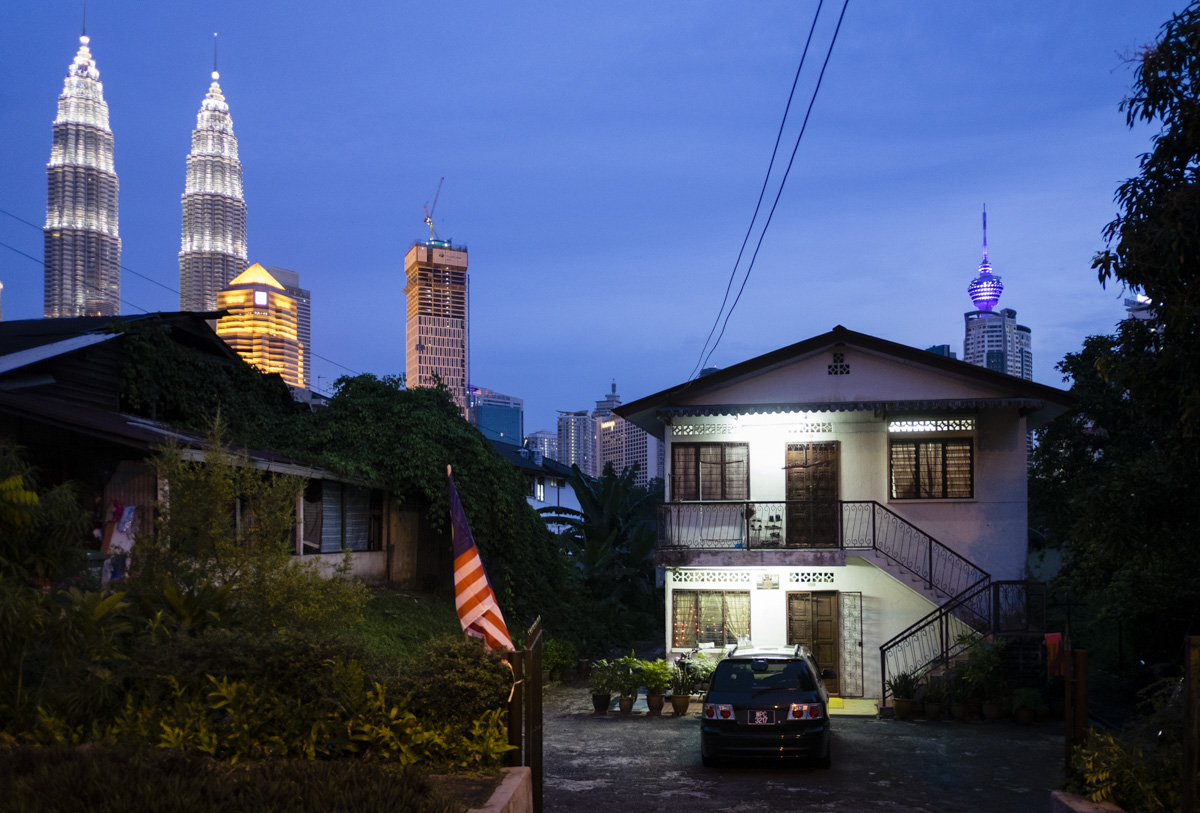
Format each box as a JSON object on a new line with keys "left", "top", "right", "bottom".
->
{"left": 657, "top": 500, "right": 987, "bottom": 600}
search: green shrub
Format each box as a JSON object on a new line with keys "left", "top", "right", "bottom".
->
{"left": 541, "top": 638, "right": 577, "bottom": 674}
{"left": 392, "top": 637, "right": 512, "bottom": 727}
{"left": 0, "top": 745, "right": 465, "bottom": 813}
{"left": 885, "top": 671, "right": 919, "bottom": 700}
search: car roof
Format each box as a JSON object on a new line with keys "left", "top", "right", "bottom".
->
{"left": 723, "top": 644, "right": 813, "bottom": 660}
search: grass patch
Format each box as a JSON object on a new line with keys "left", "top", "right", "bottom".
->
{"left": 355, "top": 588, "right": 463, "bottom": 664}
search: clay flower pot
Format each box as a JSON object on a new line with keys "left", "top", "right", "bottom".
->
{"left": 671, "top": 694, "right": 691, "bottom": 716}
{"left": 618, "top": 696, "right": 635, "bottom": 715}
{"left": 646, "top": 693, "right": 665, "bottom": 716}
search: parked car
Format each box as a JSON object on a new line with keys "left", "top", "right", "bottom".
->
{"left": 700, "top": 645, "right": 834, "bottom": 768}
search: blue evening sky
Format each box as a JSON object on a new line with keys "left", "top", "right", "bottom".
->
{"left": 0, "top": 2, "right": 1182, "bottom": 433}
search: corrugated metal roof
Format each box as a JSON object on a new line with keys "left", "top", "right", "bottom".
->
{"left": 0, "top": 332, "right": 118, "bottom": 375}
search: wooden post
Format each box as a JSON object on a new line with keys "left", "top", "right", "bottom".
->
{"left": 1184, "top": 636, "right": 1199, "bottom": 813}
{"left": 1072, "top": 649, "right": 1088, "bottom": 748}
{"left": 1064, "top": 647, "right": 1074, "bottom": 777}
{"left": 507, "top": 648, "right": 524, "bottom": 767}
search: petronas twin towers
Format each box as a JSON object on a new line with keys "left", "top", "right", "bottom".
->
{"left": 43, "top": 33, "right": 248, "bottom": 318}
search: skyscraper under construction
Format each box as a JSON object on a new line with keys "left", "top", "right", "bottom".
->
{"left": 179, "top": 59, "right": 247, "bottom": 311}
{"left": 403, "top": 239, "right": 469, "bottom": 414}
{"left": 44, "top": 33, "right": 121, "bottom": 318}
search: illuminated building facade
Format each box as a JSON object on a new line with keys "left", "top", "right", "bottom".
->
{"left": 595, "top": 382, "right": 663, "bottom": 489}
{"left": 557, "top": 410, "right": 597, "bottom": 478}
{"left": 962, "top": 210, "right": 1032, "bottom": 381}
{"left": 265, "top": 267, "right": 311, "bottom": 389}
{"left": 524, "top": 429, "right": 558, "bottom": 463}
{"left": 215, "top": 263, "right": 304, "bottom": 388}
{"left": 403, "top": 240, "right": 469, "bottom": 413}
{"left": 179, "top": 68, "right": 247, "bottom": 311}
{"left": 468, "top": 386, "right": 523, "bottom": 442}
{"left": 44, "top": 35, "right": 121, "bottom": 318}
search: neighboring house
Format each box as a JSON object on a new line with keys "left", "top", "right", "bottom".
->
{"left": 615, "top": 325, "right": 1071, "bottom": 701}
{"left": 0, "top": 313, "right": 443, "bottom": 589}
{"left": 486, "top": 437, "right": 580, "bottom": 531}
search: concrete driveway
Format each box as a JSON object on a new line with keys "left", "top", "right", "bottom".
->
{"left": 541, "top": 685, "right": 1066, "bottom": 813}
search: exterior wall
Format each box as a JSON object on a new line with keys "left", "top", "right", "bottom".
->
{"left": 663, "top": 558, "right": 935, "bottom": 700}
{"left": 308, "top": 550, "right": 388, "bottom": 586}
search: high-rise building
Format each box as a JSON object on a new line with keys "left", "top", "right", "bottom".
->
{"left": 215, "top": 263, "right": 304, "bottom": 388}
{"left": 403, "top": 240, "right": 469, "bottom": 413}
{"left": 524, "top": 429, "right": 558, "bottom": 462}
{"left": 593, "top": 382, "right": 663, "bottom": 489}
{"left": 962, "top": 209, "right": 1032, "bottom": 381}
{"left": 265, "top": 266, "right": 311, "bottom": 389}
{"left": 44, "top": 34, "right": 121, "bottom": 318}
{"left": 468, "top": 386, "right": 523, "bottom": 442}
{"left": 179, "top": 66, "right": 247, "bottom": 312}
{"left": 557, "top": 410, "right": 597, "bottom": 478}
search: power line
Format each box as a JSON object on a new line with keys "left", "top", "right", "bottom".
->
{"left": 2, "top": 207, "right": 366, "bottom": 380}
{"left": 689, "top": 0, "right": 827, "bottom": 382}
{"left": 698, "top": 0, "right": 850, "bottom": 376}
{"left": 0, "top": 239, "right": 149, "bottom": 313}
{"left": 0, "top": 207, "right": 179, "bottom": 295}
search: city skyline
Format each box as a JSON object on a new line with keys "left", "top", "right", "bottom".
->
{"left": 0, "top": 2, "right": 1181, "bottom": 431}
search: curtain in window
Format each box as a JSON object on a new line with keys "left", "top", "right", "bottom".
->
{"left": 302, "top": 481, "right": 322, "bottom": 555}
{"left": 722, "top": 445, "right": 749, "bottom": 501}
{"left": 672, "top": 445, "right": 698, "bottom": 501}
{"left": 724, "top": 591, "right": 751, "bottom": 642}
{"left": 944, "top": 441, "right": 973, "bottom": 497}
{"left": 919, "top": 441, "right": 943, "bottom": 498}
{"left": 672, "top": 590, "right": 699, "bottom": 648}
{"left": 891, "top": 441, "right": 918, "bottom": 499}
{"left": 320, "top": 482, "right": 343, "bottom": 553}
{"left": 343, "top": 486, "right": 370, "bottom": 552}
{"left": 699, "top": 446, "right": 725, "bottom": 500}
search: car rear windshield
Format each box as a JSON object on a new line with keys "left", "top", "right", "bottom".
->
{"left": 712, "top": 659, "right": 816, "bottom": 692}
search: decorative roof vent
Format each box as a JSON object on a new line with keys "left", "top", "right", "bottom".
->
{"left": 828, "top": 352, "right": 850, "bottom": 376}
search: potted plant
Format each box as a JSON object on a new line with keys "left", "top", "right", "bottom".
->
{"left": 688, "top": 652, "right": 717, "bottom": 693}
{"left": 641, "top": 659, "right": 671, "bottom": 716}
{"left": 669, "top": 664, "right": 695, "bottom": 715}
{"left": 1010, "top": 687, "right": 1045, "bottom": 726}
{"left": 960, "top": 635, "right": 1010, "bottom": 722}
{"left": 886, "top": 671, "right": 919, "bottom": 720}
{"left": 923, "top": 677, "right": 947, "bottom": 721}
{"left": 615, "top": 651, "right": 643, "bottom": 715}
{"left": 588, "top": 659, "right": 616, "bottom": 715}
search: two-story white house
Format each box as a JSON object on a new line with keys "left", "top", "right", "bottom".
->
{"left": 614, "top": 326, "right": 1071, "bottom": 701}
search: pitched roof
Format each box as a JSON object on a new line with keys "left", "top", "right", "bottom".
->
{"left": 486, "top": 437, "right": 574, "bottom": 477}
{"left": 614, "top": 325, "right": 1073, "bottom": 436}
{"left": 228, "top": 263, "right": 285, "bottom": 289}
{"left": 0, "top": 312, "right": 233, "bottom": 358}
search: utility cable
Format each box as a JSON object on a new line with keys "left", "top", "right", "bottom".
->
{"left": 0, "top": 207, "right": 178, "bottom": 295}
{"left": 0, "top": 239, "right": 149, "bottom": 313}
{"left": 700, "top": 0, "right": 850, "bottom": 374}
{"left": 689, "top": 0, "right": 827, "bottom": 382}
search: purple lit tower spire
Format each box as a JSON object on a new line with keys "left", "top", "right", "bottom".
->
{"left": 967, "top": 206, "right": 1003, "bottom": 311}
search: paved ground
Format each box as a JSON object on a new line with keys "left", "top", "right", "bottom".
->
{"left": 541, "top": 684, "right": 1066, "bottom": 813}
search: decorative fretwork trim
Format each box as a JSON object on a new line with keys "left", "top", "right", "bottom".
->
{"left": 672, "top": 423, "right": 739, "bottom": 437}
{"left": 828, "top": 352, "right": 850, "bottom": 376}
{"left": 786, "top": 422, "right": 834, "bottom": 434}
{"left": 672, "top": 570, "right": 753, "bottom": 584}
{"left": 788, "top": 571, "right": 835, "bottom": 584}
{"left": 888, "top": 418, "right": 976, "bottom": 433}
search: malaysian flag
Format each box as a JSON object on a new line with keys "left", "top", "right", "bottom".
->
{"left": 448, "top": 466, "right": 513, "bottom": 651}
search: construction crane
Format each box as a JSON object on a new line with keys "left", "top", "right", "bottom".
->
{"left": 423, "top": 177, "right": 444, "bottom": 242}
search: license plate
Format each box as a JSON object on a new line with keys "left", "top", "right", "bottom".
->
{"left": 749, "top": 709, "right": 775, "bottom": 725}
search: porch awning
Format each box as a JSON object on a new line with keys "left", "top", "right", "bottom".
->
{"left": 657, "top": 398, "right": 1046, "bottom": 420}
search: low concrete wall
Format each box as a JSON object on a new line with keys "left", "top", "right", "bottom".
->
{"left": 1049, "top": 790, "right": 1123, "bottom": 812}
{"left": 470, "top": 767, "right": 531, "bottom": 813}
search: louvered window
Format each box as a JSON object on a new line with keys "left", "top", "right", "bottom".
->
{"left": 890, "top": 439, "right": 973, "bottom": 499}
{"left": 672, "top": 443, "right": 749, "bottom": 501}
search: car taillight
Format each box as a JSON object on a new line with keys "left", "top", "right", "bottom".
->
{"left": 786, "top": 703, "right": 824, "bottom": 720}
{"left": 704, "top": 703, "right": 733, "bottom": 719}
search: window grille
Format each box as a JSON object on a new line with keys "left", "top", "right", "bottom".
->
{"left": 672, "top": 590, "right": 751, "bottom": 648}
{"left": 890, "top": 439, "right": 973, "bottom": 499}
{"left": 671, "top": 442, "right": 749, "bottom": 501}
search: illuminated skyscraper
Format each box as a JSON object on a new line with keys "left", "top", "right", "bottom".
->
{"left": 179, "top": 62, "right": 247, "bottom": 311}
{"left": 215, "top": 263, "right": 304, "bottom": 388}
{"left": 265, "top": 266, "right": 311, "bottom": 389}
{"left": 403, "top": 240, "right": 469, "bottom": 413}
{"left": 44, "top": 34, "right": 121, "bottom": 318}
{"left": 557, "top": 410, "right": 597, "bottom": 478}
{"left": 962, "top": 209, "right": 1032, "bottom": 380}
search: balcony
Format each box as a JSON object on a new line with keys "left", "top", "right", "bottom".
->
{"left": 656, "top": 500, "right": 986, "bottom": 601}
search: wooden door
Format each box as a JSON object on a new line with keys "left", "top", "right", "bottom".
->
{"left": 785, "top": 441, "right": 840, "bottom": 547}
{"left": 787, "top": 590, "right": 841, "bottom": 695}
